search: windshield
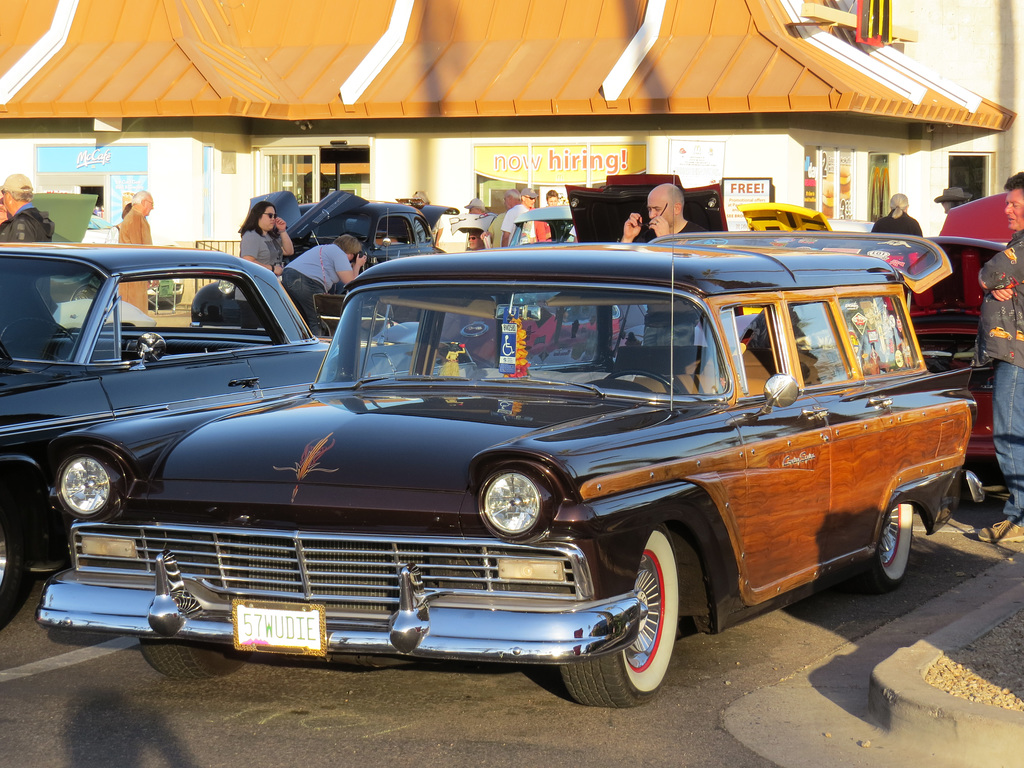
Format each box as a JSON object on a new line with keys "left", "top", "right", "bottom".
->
{"left": 319, "top": 283, "right": 728, "bottom": 397}
{"left": 0, "top": 256, "right": 105, "bottom": 361}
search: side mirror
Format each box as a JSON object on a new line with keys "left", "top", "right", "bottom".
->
{"left": 761, "top": 373, "right": 800, "bottom": 412}
{"left": 129, "top": 331, "right": 167, "bottom": 362}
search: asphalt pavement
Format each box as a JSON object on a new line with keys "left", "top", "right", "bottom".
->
{"left": 725, "top": 515, "right": 1024, "bottom": 768}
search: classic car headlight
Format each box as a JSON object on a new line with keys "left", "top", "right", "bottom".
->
{"left": 481, "top": 471, "right": 543, "bottom": 535}
{"left": 58, "top": 455, "right": 122, "bottom": 519}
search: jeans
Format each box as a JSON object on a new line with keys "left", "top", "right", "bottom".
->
{"left": 993, "top": 360, "right": 1024, "bottom": 525}
{"left": 281, "top": 268, "right": 324, "bottom": 336}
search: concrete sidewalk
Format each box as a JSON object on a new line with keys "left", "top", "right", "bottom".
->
{"left": 724, "top": 554, "right": 1024, "bottom": 768}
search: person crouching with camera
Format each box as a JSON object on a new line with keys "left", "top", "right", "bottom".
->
{"left": 281, "top": 234, "right": 366, "bottom": 336}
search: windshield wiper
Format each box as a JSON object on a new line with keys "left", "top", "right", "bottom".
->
{"left": 346, "top": 374, "right": 471, "bottom": 390}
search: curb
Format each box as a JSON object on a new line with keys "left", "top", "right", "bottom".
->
{"left": 869, "top": 558, "right": 1024, "bottom": 768}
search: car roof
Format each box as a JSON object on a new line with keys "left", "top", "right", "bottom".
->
{"left": 353, "top": 241, "right": 910, "bottom": 296}
{"left": 0, "top": 243, "right": 251, "bottom": 275}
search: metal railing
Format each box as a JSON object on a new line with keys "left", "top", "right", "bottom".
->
{"left": 194, "top": 240, "right": 240, "bottom": 257}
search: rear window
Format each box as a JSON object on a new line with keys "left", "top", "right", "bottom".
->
{"left": 838, "top": 295, "right": 919, "bottom": 376}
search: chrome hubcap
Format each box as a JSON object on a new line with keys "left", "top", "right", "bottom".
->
{"left": 626, "top": 553, "right": 663, "bottom": 670}
{"left": 880, "top": 508, "right": 900, "bottom": 566}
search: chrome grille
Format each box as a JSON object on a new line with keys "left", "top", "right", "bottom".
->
{"left": 73, "top": 524, "right": 586, "bottom": 612}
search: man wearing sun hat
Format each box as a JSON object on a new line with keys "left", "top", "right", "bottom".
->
{"left": 934, "top": 186, "right": 973, "bottom": 214}
{"left": 0, "top": 173, "right": 54, "bottom": 242}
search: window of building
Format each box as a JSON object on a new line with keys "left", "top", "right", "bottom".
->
{"left": 867, "top": 153, "right": 898, "bottom": 221}
{"left": 805, "top": 147, "right": 853, "bottom": 220}
{"left": 948, "top": 154, "right": 989, "bottom": 204}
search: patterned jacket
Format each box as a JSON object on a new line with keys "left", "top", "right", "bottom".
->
{"left": 976, "top": 228, "right": 1024, "bottom": 367}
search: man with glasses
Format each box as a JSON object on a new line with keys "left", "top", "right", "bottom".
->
{"left": 975, "top": 171, "right": 1024, "bottom": 543}
{"left": 621, "top": 183, "right": 705, "bottom": 244}
{"left": 0, "top": 173, "right": 55, "bottom": 242}
{"left": 118, "top": 190, "right": 155, "bottom": 245}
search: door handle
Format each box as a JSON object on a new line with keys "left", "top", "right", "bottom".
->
{"left": 867, "top": 396, "right": 893, "bottom": 409}
{"left": 229, "top": 377, "right": 260, "bottom": 389}
{"left": 801, "top": 407, "right": 828, "bottom": 420}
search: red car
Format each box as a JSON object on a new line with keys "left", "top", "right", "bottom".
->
{"left": 912, "top": 235, "right": 1005, "bottom": 466}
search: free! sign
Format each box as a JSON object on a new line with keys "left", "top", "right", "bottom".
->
{"left": 722, "top": 178, "right": 775, "bottom": 231}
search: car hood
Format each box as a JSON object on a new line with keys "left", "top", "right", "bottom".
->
{"left": 939, "top": 194, "right": 1012, "bottom": 241}
{"left": 251, "top": 190, "right": 367, "bottom": 241}
{"left": 568, "top": 174, "right": 726, "bottom": 242}
{"left": 32, "top": 193, "right": 97, "bottom": 243}
{"left": 151, "top": 390, "right": 662, "bottom": 494}
{"left": 419, "top": 204, "right": 460, "bottom": 229}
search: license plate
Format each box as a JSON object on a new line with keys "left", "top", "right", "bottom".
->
{"left": 232, "top": 600, "right": 327, "bottom": 656}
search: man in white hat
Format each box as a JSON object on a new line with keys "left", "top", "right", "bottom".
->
{"left": 465, "top": 198, "right": 488, "bottom": 215}
{"left": 0, "top": 173, "right": 55, "bottom": 242}
{"left": 457, "top": 198, "right": 495, "bottom": 249}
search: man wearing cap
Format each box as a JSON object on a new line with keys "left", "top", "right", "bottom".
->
{"left": 934, "top": 186, "right": 973, "bottom": 214}
{"left": 0, "top": 174, "right": 55, "bottom": 243}
{"left": 457, "top": 198, "right": 494, "bottom": 249}
{"left": 501, "top": 188, "right": 535, "bottom": 246}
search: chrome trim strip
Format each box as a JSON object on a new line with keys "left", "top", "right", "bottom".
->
{"left": 0, "top": 411, "right": 111, "bottom": 438}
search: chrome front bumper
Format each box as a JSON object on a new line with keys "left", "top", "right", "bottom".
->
{"left": 37, "top": 564, "right": 644, "bottom": 664}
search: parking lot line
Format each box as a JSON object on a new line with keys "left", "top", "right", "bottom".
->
{"left": 0, "top": 637, "right": 138, "bottom": 684}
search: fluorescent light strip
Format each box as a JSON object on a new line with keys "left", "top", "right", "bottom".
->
{"left": 601, "top": 0, "right": 667, "bottom": 102}
{"left": 0, "top": 0, "right": 80, "bottom": 104}
{"left": 870, "top": 46, "right": 982, "bottom": 112}
{"left": 339, "top": 0, "right": 415, "bottom": 106}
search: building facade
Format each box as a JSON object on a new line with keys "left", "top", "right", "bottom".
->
{"left": 0, "top": 0, "right": 1014, "bottom": 246}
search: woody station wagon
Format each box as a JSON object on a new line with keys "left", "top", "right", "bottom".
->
{"left": 38, "top": 235, "right": 978, "bottom": 707}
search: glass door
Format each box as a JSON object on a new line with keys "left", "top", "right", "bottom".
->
{"left": 266, "top": 154, "right": 315, "bottom": 204}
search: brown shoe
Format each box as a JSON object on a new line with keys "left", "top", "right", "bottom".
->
{"left": 978, "top": 519, "right": 1024, "bottom": 543}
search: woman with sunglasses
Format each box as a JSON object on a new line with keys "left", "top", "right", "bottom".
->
{"left": 239, "top": 200, "right": 293, "bottom": 276}
{"left": 281, "top": 234, "right": 367, "bottom": 336}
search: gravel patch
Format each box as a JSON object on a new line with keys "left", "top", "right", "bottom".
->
{"left": 925, "top": 608, "right": 1024, "bottom": 712}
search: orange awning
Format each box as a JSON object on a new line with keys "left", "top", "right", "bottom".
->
{"left": 0, "top": 0, "right": 1013, "bottom": 131}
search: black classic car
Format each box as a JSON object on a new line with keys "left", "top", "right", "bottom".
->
{"left": 38, "top": 237, "right": 978, "bottom": 706}
{"left": 252, "top": 190, "right": 448, "bottom": 266}
{"left": 0, "top": 244, "right": 328, "bottom": 628}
